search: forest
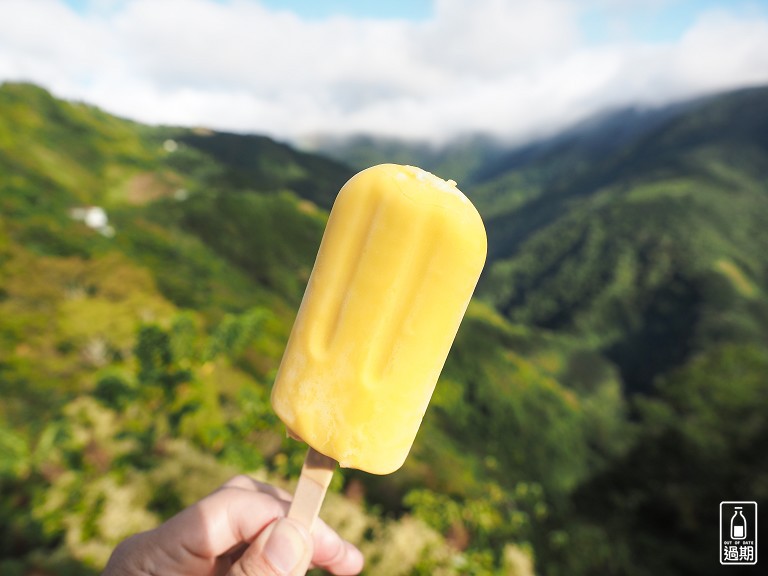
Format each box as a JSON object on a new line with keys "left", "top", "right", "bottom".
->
{"left": 1, "top": 81, "right": 767, "bottom": 575}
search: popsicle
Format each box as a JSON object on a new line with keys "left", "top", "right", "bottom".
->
{"left": 271, "top": 163, "right": 486, "bottom": 561}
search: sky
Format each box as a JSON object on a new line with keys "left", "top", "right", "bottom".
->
{"left": 1, "top": 0, "right": 768, "bottom": 144}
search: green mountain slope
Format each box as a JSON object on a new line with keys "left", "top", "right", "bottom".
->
{"left": 1, "top": 82, "right": 612, "bottom": 576}
{"left": 305, "top": 87, "right": 768, "bottom": 575}
{"left": 0, "top": 82, "right": 342, "bottom": 441}
{"left": 476, "top": 87, "right": 768, "bottom": 393}
{"left": 312, "top": 88, "right": 768, "bottom": 394}
{"left": 309, "top": 133, "right": 508, "bottom": 187}
{"left": 1, "top": 82, "right": 766, "bottom": 576}
{"left": 174, "top": 130, "right": 351, "bottom": 209}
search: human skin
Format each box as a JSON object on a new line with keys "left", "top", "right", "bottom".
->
{"left": 102, "top": 475, "right": 364, "bottom": 576}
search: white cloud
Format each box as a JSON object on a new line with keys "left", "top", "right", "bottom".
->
{"left": 671, "top": 10, "right": 768, "bottom": 95}
{"left": 0, "top": 0, "right": 767, "bottom": 143}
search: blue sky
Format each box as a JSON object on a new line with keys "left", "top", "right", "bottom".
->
{"left": 61, "top": 0, "right": 768, "bottom": 41}
{"left": 268, "top": 0, "right": 768, "bottom": 41}
{"left": 580, "top": 0, "right": 768, "bottom": 43}
{"left": 258, "top": 0, "right": 434, "bottom": 20}
{"left": 7, "top": 0, "right": 768, "bottom": 142}
{"left": 62, "top": 0, "right": 435, "bottom": 20}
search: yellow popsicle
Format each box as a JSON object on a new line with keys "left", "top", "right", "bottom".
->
{"left": 271, "top": 163, "right": 487, "bottom": 475}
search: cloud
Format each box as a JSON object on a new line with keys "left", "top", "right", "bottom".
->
{"left": 0, "top": 0, "right": 767, "bottom": 143}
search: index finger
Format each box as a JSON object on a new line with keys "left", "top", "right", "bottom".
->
{"left": 155, "top": 481, "right": 363, "bottom": 574}
{"left": 157, "top": 486, "right": 286, "bottom": 559}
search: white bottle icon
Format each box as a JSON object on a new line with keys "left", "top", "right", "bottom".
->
{"left": 731, "top": 507, "right": 747, "bottom": 540}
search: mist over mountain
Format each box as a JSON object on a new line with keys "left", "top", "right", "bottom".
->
{"left": 1, "top": 81, "right": 766, "bottom": 576}
{"left": 304, "top": 95, "right": 705, "bottom": 184}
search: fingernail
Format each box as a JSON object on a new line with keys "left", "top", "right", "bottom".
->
{"left": 263, "top": 520, "right": 309, "bottom": 574}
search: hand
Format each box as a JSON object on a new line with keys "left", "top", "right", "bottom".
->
{"left": 102, "top": 475, "right": 364, "bottom": 576}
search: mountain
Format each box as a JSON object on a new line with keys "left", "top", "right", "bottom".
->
{"left": 0, "top": 82, "right": 353, "bottom": 308}
{"left": 301, "top": 89, "right": 768, "bottom": 574}
{"left": 305, "top": 100, "right": 693, "bottom": 200}
{"left": 175, "top": 130, "right": 351, "bottom": 210}
{"left": 0, "top": 82, "right": 611, "bottom": 576}
{"left": 322, "top": 88, "right": 768, "bottom": 395}
{"left": 1, "top": 82, "right": 766, "bottom": 576}
{"left": 306, "top": 132, "right": 509, "bottom": 186}
{"left": 477, "top": 87, "right": 768, "bottom": 393}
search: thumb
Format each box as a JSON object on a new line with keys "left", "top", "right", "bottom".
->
{"left": 229, "top": 518, "right": 313, "bottom": 576}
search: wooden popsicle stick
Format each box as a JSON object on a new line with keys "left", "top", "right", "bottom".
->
{"left": 288, "top": 445, "right": 336, "bottom": 531}
{"left": 285, "top": 447, "right": 336, "bottom": 576}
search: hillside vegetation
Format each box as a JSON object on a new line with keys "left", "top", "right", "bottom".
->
{"left": 1, "top": 82, "right": 766, "bottom": 576}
